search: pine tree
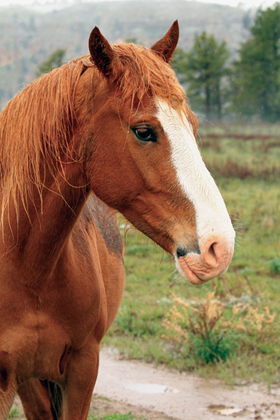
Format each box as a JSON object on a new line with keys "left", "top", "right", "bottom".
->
{"left": 36, "top": 49, "right": 66, "bottom": 77}
{"left": 233, "top": 5, "right": 280, "bottom": 121}
{"left": 172, "top": 32, "right": 230, "bottom": 120}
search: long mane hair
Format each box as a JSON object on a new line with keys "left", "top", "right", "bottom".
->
{"left": 0, "top": 43, "right": 197, "bottom": 228}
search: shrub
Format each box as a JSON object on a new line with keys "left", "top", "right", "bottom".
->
{"left": 190, "top": 330, "right": 238, "bottom": 364}
{"left": 268, "top": 257, "right": 280, "bottom": 275}
{"left": 163, "top": 290, "right": 276, "bottom": 364}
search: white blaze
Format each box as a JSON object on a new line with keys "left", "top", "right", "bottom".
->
{"left": 156, "top": 99, "right": 235, "bottom": 256}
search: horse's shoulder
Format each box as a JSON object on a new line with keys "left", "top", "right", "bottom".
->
{"left": 78, "top": 193, "right": 123, "bottom": 257}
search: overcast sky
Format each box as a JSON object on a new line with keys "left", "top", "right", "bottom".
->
{"left": 0, "top": 0, "right": 278, "bottom": 9}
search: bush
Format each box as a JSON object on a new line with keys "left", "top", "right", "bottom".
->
{"left": 190, "top": 330, "right": 239, "bottom": 364}
{"left": 268, "top": 257, "right": 280, "bottom": 274}
{"left": 163, "top": 289, "right": 276, "bottom": 365}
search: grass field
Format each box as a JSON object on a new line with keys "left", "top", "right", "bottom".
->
{"left": 103, "top": 122, "right": 280, "bottom": 387}
{"left": 88, "top": 413, "right": 146, "bottom": 420}
{"left": 8, "top": 406, "right": 147, "bottom": 420}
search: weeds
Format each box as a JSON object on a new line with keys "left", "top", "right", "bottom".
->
{"left": 198, "top": 122, "right": 280, "bottom": 182}
{"left": 208, "top": 159, "right": 280, "bottom": 181}
{"left": 162, "top": 291, "right": 238, "bottom": 364}
{"left": 268, "top": 257, "right": 280, "bottom": 274}
{"left": 162, "top": 287, "right": 276, "bottom": 365}
{"left": 8, "top": 408, "right": 20, "bottom": 419}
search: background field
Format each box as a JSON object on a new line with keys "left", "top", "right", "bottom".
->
{"left": 103, "top": 122, "right": 280, "bottom": 388}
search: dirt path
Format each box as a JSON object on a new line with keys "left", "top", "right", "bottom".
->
{"left": 92, "top": 348, "right": 280, "bottom": 420}
{"left": 12, "top": 348, "right": 280, "bottom": 419}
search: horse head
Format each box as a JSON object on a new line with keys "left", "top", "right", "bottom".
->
{"left": 76, "top": 21, "right": 235, "bottom": 285}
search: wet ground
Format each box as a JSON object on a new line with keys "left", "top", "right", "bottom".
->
{"left": 93, "top": 348, "right": 280, "bottom": 420}
{"left": 12, "top": 348, "right": 280, "bottom": 419}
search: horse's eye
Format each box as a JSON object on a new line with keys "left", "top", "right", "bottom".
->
{"left": 132, "top": 127, "right": 157, "bottom": 143}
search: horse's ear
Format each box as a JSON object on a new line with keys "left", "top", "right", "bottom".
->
{"left": 89, "top": 27, "right": 114, "bottom": 78}
{"left": 150, "top": 21, "right": 179, "bottom": 63}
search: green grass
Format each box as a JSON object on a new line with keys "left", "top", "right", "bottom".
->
{"left": 8, "top": 408, "right": 20, "bottom": 419}
{"left": 88, "top": 412, "right": 146, "bottom": 420}
{"left": 102, "top": 122, "right": 280, "bottom": 387}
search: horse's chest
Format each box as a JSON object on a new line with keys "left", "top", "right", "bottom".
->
{"left": 21, "top": 312, "right": 73, "bottom": 381}
{"left": 38, "top": 269, "right": 104, "bottom": 345}
{"left": 0, "top": 269, "right": 104, "bottom": 381}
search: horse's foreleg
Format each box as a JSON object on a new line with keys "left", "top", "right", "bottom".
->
{"left": 0, "top": 387, "right": 16, "bottom": 420}
{"left": 0, "top": 352, "right": 17, "bottom": 420}
{"left": 17, "top": 379, "right": 54, "bottom": 420}
{"left": 61, "top": 341, "right": 99, "bottom": 420}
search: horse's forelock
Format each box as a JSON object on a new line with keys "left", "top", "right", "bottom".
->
{"left": 81, "top": 44, "right": 197, "bottom": 133}
{"left": 108, "top": 43, "right": 197, "bottom": 134}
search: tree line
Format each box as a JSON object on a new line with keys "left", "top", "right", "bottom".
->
{"left": 172, "top": 3, "right": 280, "bottom": 122}
{"left": 38, "top": 4, "right": 280, "bottom": 122}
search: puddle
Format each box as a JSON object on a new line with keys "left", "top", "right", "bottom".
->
{"left": 95, "top": 349, "right": 280, "bottom": 420}
{"left": 208, "top": 404, "right": 244, "bottom": 416}
{"left": 124, "top": 382, "right": 179, "bottom": 394}
{"left": 219, "top": 407, "right": 244, "bottom": 416}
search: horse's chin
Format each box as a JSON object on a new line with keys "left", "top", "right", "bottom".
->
{"left": 175, "top": 256, "right": 229, "bottom": 285}
{"left": 175, "top": 258, "right": 208, "bottom": 285}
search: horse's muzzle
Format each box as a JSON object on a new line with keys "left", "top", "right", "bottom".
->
{"left": 175, "top": 230, "right": 235, "bottom": 285}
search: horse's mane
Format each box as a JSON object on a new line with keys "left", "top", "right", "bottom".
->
{"left": 0, "top": 57, "right": 86, "bottom": 228}
{"left": 0, "top": 42, "right": 197, "bottom": 229}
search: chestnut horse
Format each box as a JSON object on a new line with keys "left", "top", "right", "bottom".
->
{"left": 0, "top": 22, "right": 235, "bottom": 419}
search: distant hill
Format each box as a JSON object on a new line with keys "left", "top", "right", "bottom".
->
{"left": 0, "top": 0, "right": 253, "bottom": 106}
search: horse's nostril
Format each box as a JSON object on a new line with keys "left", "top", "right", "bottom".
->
{"left": 204, "top": 241, "right": 219, "bottom": 267}
{"left": 176, "top": 247, "right": 187, "bottom": 259}
{"left": 209, "top": 243, "right": 217, "bottom": 259}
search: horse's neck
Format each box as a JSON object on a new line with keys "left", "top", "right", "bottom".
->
{"left": 0, "top": 163, "right": 89, "bottom": 280}
{"left": 0, "top": 62, "right": 98, "bottom": 279}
